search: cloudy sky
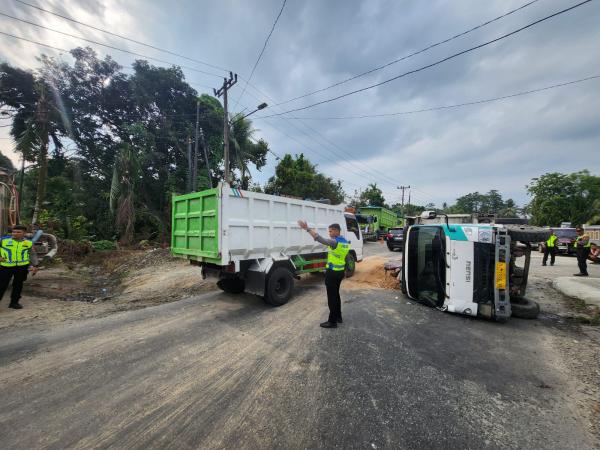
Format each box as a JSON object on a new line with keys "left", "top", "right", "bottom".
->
{"left": 1, "top": 0, "right": 599, "bottom": 207}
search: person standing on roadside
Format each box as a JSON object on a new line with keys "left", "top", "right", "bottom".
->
{"left": 573, "top": 226, "right": 591, "bottom": 277}
{"left": 298, "top": 220, "right": 350, "bottom": 329}
{"left": 542, "top": 229, "right": 558, "bottom": 266}
{"left": 0, "top": 224, "right": 39, "bottom": 309}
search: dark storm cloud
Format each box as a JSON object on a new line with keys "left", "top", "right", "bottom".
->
{"left": 1, "top": 0, "right": 598, "bottom": 207}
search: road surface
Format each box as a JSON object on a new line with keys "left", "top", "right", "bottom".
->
{"left": 0, "top": 242, "right": 595, "bottom": 449}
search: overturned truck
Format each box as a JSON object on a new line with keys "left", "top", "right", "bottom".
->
{"left": 401, "top": 212, "right": 549, "bottom": 322}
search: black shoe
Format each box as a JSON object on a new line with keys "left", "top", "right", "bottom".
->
{"left": 320, "top": 321, "right": 337, "bottom": 328}
{"left": 337, "top": 318, "right": 343, "bottom": 324}
{"left": 550, "top": 263, "right": 554, "bottom": 266}
{"left": 573, "top": 273, "right": 589, "bottom": 277}
{"left": 8, "top": 303, "right": 23, "bottom": 309}
{"left": 542, "top": 263, "right": 547, "bottom": 266}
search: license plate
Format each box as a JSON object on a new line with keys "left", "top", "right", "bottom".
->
{"left": 495, "top": 262, "right": 506, "bottom": 289}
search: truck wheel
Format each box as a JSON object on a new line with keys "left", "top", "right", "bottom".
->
{"left": 217, "top": 278, "right": 245, "bottom": 294}
{"left": 265, "top": 267, "right": 294, "bottom": 306}
{"left": 345, "top": 253, "right": 356, "bottom": 278}
{"left": 506, "top": 226, "right": 550, "bottom": 244}
{"left": 510, "top": 297, "right": 540, "bottom": 319}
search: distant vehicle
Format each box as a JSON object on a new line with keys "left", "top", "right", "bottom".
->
{"left": 357, "top": 206, "right": 402, "bottom": 240}
{"left": 538, "top": 228, "right": 577, "bottom": 255}
{"left": 386, "top": 227, "right": 404, "bottom": 251}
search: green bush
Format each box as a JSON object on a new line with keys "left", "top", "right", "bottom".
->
{"left": 91, "top": 240, "right": 117, "bottom": 251}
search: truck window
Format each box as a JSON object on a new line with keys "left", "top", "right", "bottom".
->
{"left": 346, "top": 217, "right": 360, "bottom": 240}
{"left": 406, "top": 226, "right": 446, "bottom": 307}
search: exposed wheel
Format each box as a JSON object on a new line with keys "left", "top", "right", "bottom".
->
{"left": 345, "top": 253, "right": 356, "bottom": 278}
{"left": 265, "top": 267, "right": 294, "bottom": 306}
{"left": 506, "top": 226, "right": 550, "bottom": 244}
{"left": 510, "top": 297, "right": 540, "bottom": 319}
{"left": 217, "top": 278, "right": 245, "bottom": 294}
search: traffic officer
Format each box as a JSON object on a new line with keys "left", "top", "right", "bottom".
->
{"left": 542, "top": 229, "right": 558, "bottom": 266}
{"left": 298, "top": 220, "right": 350, "bottom": 328}
{"left": 0, "top": 224, "right": 39, "bottom": 309}
{"left": 573, "top": 226, "right": 590, "bottom": 277}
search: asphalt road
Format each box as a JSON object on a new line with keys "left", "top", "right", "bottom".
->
{"left": 0, "top": 245, "right": 593, "bottom": 450}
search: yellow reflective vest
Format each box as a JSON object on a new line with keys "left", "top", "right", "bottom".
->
{"left": 546, "top": 234, "right": 558, "bottom": 248}
{"left": 0, "top": 237, "right": 33, "bottom": 267}
{"left": 327, "top": 237, "right": 350, "bottom": 271}
{"left": 575, "top": 235, "right": 591, "bottom": 248}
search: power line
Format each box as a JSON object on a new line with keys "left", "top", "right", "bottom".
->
{"left": 274, "top": 0, "right": 540, "bottom": 107}
{"left": 0, "top": 29, "right": 68, "bottom": 53}
{"left": 257, "top": 74, "right": 600, "bottom": 120}
{"left": 262, "top": 0, "right": 594, "bottom": 118}
{"left": 233, "top": 0, "right": 287, "bottom": 109}
{"left": 13, "top": 0, "right": 230, "bottom": 73}
{"left": 0, "top": 12, "right": 224, "bottom": 79}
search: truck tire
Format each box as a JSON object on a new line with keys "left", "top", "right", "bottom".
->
{"left": 510, "top": 297, "right": 540, "bottom": 319}
{"left": 265, "top": 267, "right": 294, "bottom": 306}
{"left": 506, "top": 226, "right": 550, "bottom": 244}
{"left": 217, "top": 278, "right": 245, "bottom": 294}
{"left": 345, "top": 253, "right": 356, "bottom": 278}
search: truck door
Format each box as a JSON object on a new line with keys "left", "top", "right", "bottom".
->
{"left": 345, "top": 216, "right": 364, "bottom": 261}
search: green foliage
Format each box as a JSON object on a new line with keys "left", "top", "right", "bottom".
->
{"left": 447, "top": 190, "right": 519, "bottom": 216}
{"left": 355, "top": 183, "right": 387, "bottom": 207}
{"left": 527, "top": 171, "right": 600, "bottom": 226}
{"left": 1, "top": 48, "right": 269, "bottom": 243}
{"left": 91, "top": 240, "right": 117, "bottom": 251}
{"left": 0, "top": 151, "right": 15, "bottom": 170}
{"left": 265, "top": 153, "right": 345, "bottom": 204}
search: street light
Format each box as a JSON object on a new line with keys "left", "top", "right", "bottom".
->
{"left": 231, "top": 102, "right": 268, "bottom": 125}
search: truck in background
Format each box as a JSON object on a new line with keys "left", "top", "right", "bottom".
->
{"left": 172, "top": 183, "right": 363, "bottom": 306}
{"left": 357, "top": 206, "right": 402, "bottom": 239}
{"left": 401, "top": 211, "right": 549, "bottom": 322}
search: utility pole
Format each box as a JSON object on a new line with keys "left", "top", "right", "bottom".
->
{"left": 193, "top": 100, "right": 200, "bottom": 192}
{"left": 213, "top": 72, "right": 238, "bottom": 184}
{"left": 397, "top": 185, "right": 410, "bottom": 218}
{"left": 199, "top": 128, "right": 212, "bottom": 188}
{"left": 186, "top": 136, "right": 192, "bottom": 193}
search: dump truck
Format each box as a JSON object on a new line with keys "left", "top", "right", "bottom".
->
{"left": 400, "top": 211, "right": 549, "bottom": 322}
{"left": 171, "top": 183, "right": 364, "bottom": 306}
{"left": 357, "top": 206, "right": 402, "bottom": 239}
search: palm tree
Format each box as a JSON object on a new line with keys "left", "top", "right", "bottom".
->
{"left": 1, "top": 64, "right": 65, "bottom": 223}
{"left": 228, "top": 114, "right": 268, "bottom": 189}
{"left": 110, "top": 144, "right": 140, "bottom": 245}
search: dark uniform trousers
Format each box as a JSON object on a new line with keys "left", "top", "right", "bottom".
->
{"left": 325, "top": 269, "right": 345, "bottom": 322}
{"left": 576, "top": 247, "right": 590, "bottom": 275}
{"left": 0, "top": 266, "right": 29, "bottom": 305}
{"left": 543, "top": 245, "right": 556, "bottom": 265}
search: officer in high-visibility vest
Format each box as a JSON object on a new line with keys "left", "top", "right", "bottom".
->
{"left": 542, "top": 229, "right": 558, "bottom": 266}
{"left": 298, "top": 220, "right": 350, "bottom": 328}
{"left": 0, "top": 224, "right": 39, "bottom": 309}
{"left": 573, "top": 226, "right": 591, "bottom": 277}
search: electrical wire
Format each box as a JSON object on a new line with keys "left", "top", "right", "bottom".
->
{"left": 274, "top": 0, "right": 541, "bottom": 107}
{"left": 257, "top": 75, "right": 600, "bottom": 120}
{"left": 0, "top": 12, "right": 224, "bottom": 79}
{"left": 233, "top": 0, "right": 287, "bottom": 109}
{"left": 13, "top": 0, "right": 230, "bottom": 73}
{"left": 261, "top": 0, "right": 594, "bottom": 118}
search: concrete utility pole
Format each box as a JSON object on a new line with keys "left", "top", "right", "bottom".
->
{"left": 193, "top": 100, "right": 200, "bottom": 192}
{"left": 213, "top": 72, "right": 238, "bottom": 184}
{"left": 186, "top": 136, "right": 193, "bottom": 193}
{"left": 397, "top": 185, "right": 411, "bottom": 218}
{"left": 199, "top": 128, "right": 212, "bottom": 188}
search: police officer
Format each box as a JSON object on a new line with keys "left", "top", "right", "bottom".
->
{"left": 573, "top": 226, "right": 590, "bottom": 277}
{"left": 542, "top": 229, "right": 558, "bottom": 266}
{"left": 0, "top": 224, "right": 39, "bottom": 309}
{"left": 298, "top": 220, "right": 350, "bottom": 328}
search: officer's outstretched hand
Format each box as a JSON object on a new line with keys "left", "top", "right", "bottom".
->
{"left": 30, "top": 266, "right": 38, "bottom": 275}
{"left": 297, "top": 220, "right": 308, "bottom": 230}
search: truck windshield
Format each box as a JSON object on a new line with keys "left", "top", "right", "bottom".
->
{"left": 406, "top": 226, "right": 446, "bottom": 307}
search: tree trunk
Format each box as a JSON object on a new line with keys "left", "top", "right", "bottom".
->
{"left": 31, "top": 137, "right": 48, "bottom": 225}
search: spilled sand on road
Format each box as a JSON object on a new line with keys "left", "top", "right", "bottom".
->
{"left": 345, "top": 256, "right": 400, "bottom": 290}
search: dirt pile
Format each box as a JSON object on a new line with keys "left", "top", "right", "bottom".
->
{"left": 346, "top": 256, "right": 401, "bottom": 290}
